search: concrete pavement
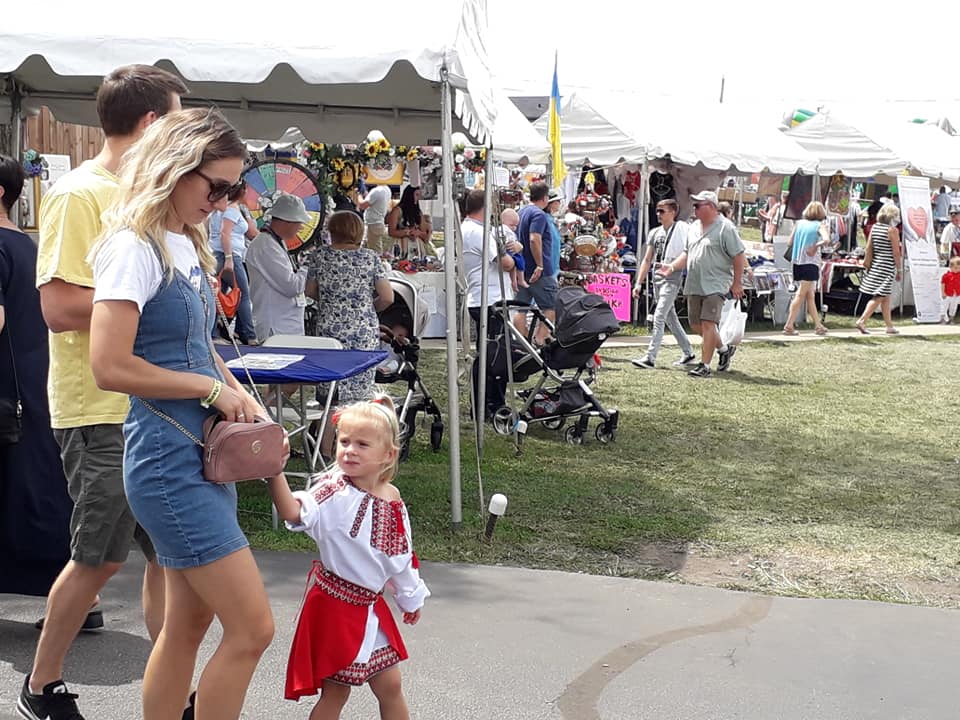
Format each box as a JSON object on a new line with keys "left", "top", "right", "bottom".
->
{"left": 3, "top": 551, "right": 959, "bottom": 719}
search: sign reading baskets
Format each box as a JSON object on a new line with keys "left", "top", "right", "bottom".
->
{"left": 584, "top": 273, "right": 631, "bottom": 322}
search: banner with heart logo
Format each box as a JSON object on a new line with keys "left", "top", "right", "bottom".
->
{"left": 897, "top": 175, "right": 942, "bottom": 322}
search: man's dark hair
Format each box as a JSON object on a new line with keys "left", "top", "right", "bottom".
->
{"left": 96, "top": 64, "right": 188, "bottom": 137}
{"left": 529, "top": 181, "right": 549, "bottom": 203}
{"left": 0, "top": 155, "right": 25, "bottom": 213}
{"left": 465, "top": 189, "right": 485, "bottom": 215}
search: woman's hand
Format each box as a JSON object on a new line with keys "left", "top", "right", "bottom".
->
{"left": 238, "top": 387, "right": 265, "bottom": 422}
{"left": 212, "top": 383, "right": 253, "bottom": 422}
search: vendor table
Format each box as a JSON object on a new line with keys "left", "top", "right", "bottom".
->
{"left": 215, "top": 344, "right": 386, "bottom": 526}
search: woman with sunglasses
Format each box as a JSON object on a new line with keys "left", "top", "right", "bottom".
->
{"left": 88, "top": 108, "right": 274, "bottom": 720}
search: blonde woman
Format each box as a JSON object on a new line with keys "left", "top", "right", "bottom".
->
{"left": 88, "top": 108, "right": 274, "bottom": 720}
{"left": 856, "top": 203, "right": 903, "bottom": 335}
{"left": 783, "top": 201, "right": 830, "bottom": 336}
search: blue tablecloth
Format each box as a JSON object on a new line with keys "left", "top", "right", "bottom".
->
{"left": 215, "top": 345, "right": 387, "bottom": 384}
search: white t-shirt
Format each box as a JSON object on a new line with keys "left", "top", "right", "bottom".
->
{"left": 93, "top": 229, "right": 205, "bottom": 312}
{"left": 363, "top": 185, "right": 392, "bottom": 225}
{"left": 463, "top": 218, "right": 511, "bottom": 307}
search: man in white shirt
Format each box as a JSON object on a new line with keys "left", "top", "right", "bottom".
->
{"left": 245, "top": 193, "right": 310, "bottom": 343}
{"left": 940, "top": 204, "right": 960, "bottom": 260}
{"left": 358, "top": 184, "right": 393, "bottom": 254}
{"left": 631, "top": 199, "right": 696, "bottom": 369}
{"left": 462, "top": 190, "right": 522, "bottom": 420}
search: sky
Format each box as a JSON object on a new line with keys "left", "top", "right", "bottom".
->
{"left": 487, "top": 1, "right": 960, "bottom": 120}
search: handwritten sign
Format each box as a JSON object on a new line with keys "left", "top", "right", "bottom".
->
{"left": 584, "top": 273, "right": 631, "bottom": 322}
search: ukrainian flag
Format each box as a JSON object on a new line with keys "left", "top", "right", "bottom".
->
{"left": 548, "top": 53, "right": 566, "bottom": 188}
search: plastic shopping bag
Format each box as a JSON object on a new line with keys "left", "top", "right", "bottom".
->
{"left": 719, "top": 298, "right": 747, "bottom": 347}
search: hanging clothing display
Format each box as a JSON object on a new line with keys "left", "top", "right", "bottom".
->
{"left": 648, "top": 170, "right": 676, "bottom": 229}
{"left": 784, "top": 173, "right": 814, "bottom": 220}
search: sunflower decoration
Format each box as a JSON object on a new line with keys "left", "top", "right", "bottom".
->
{"left": 364, "top": 137, "right": 392, "bottom": 160}
{"left": 330, "top": 157, "right": 346, "bottom": 172}
{"left": 406, "top": 147, "right": 420, "bottom": 162}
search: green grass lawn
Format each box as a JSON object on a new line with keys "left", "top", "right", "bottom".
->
{"left": 240, "top": 334, "right": 960, "bottom": 607}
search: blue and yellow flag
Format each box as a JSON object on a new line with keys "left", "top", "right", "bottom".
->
{"left": 548, "top": 53, "right": 566, "bottom": 188}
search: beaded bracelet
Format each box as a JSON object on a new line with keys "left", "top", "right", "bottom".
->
{"left": 200, "top": 378, "right": 222, "bottom": 408}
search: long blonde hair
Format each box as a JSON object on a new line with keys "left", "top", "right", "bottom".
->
{"left": 95, "top": 108, "right": 246, "bottom": 279}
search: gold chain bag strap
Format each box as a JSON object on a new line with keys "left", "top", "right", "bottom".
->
{"left": 138, "top": 275, "right": 289, "bottom": 483}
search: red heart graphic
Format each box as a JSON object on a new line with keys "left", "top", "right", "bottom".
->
{"left": 907, "top": 207, "right": 928, "bottom": 240}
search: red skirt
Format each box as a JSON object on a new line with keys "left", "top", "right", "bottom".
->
{"left": 285, "top": 564, "right": 408, "bottom": 700}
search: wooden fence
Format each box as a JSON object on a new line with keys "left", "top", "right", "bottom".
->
{"left": 25, "top": 107, "right": 103, "bottom": 168}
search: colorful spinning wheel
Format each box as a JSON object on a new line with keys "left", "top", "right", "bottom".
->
{"left": 242, "top": 159, "right": 324, "bottom": 253}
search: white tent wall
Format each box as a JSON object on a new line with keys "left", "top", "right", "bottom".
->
{"left": 0, "top": 0, "right": 499, "bottom": 529}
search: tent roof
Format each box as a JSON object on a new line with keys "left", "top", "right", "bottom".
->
{"left": 0, "top": 0, "right": 496, "bottom": 145}
{"left": 532, "top": 92, "right": 647, "bottom": 166}
{"left": 783, "top": 112, "right": 909, "bottom": 179}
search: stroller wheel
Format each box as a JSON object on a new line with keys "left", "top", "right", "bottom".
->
{"left": 542, "top": 416, "right": 565, "bottom": 431}
{"left": 430, "top": 420, "right": 444, "bottom": 451}
{"left": 492, "top": 407, "right": 517, "bottom": 436}
{"left": 595, "top": 422, "right": 616, "bottom": 444}
{"left": 563, "top": 425, "right": 583, "bottom": 445}
{"left": 399, "top": 435, "right": 412, "bottom": 462}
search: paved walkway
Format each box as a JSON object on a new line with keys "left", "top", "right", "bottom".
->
{"left": 2, "top": 552, "right": 959, "bottom": 719}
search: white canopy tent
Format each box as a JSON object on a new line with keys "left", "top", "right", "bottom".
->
{"left": 531, "top": 92, "right": 648, "bottom": 167}
{"left": 785, "top": 111, "right": 960, "bottom": 182}
{"left": 783, "top": 112, "right": 909, "bottom": 179}
{"left": 0, "top": 0, "right": 499, "bottom": 527}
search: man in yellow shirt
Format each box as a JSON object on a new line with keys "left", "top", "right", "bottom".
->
{"left": 19, "top": 65, "right": 187, "bottom": 720}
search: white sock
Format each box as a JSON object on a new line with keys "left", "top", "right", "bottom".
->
{"left": 718, "top": 343, "right": 729, "bottom": 353}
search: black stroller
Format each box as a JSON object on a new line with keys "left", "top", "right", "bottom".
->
{"left": 376, "top": 274, "right": 443, "bottom": 460}
{"left": 487, "top": 285, "right": 620, "bottom": 447}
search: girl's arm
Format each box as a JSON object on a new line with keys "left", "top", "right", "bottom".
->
{"left": 891, "top": 227, "right": 903, "bottom": 271}
{"left": 386, "top": 207, "right": 407, "bottom": 239}
{"left": 221, "top": 217, "right": 235, "bottom": 259}
{"left": 267, "top": 473, "right": 302, "bottom": 524}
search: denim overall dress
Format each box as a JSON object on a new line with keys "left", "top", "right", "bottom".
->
{"left": 122, "top": 261, "right": 249, "bottom": 569}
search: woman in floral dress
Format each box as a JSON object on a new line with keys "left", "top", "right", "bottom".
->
{"left": 307, "top": 211, "right": 394, "bottom": 402}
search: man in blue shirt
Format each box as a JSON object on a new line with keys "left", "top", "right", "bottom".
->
{"left": 513, "top": 182, "right": 561, "bottom": 344}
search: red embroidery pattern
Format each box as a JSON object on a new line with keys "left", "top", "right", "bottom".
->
{"left": 329, "top": 646, "right": 402, "bottom": 686}
{"left": 312, "top": 564, "right": 381, "bottom": 607}
{"left": 311, "top": 472, "right": 346, "bottom": 506}
{"left": 350, "top": 495, "right": 371, "bottom": 538}
{"left": 370, "top": 499, "right": 410, "bottom": 556}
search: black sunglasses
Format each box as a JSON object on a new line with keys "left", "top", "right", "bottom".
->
{"left": 192, "top": 168, "right": 243, "bottom": 203}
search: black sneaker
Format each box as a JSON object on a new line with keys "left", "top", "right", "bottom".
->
{"left": 17, "top": 676, "right": 84, "bottom": 720}
{"left": 35, "top": 609, "right": 103, "bottom": 632}
{"left": 673, "top": 353, "right": 697, "bottom": 367}
{"left": 717, "top": 344, "right": 738, "bottom": 372}
{"left": 631, "top": 356, "right": 655, "bottom": 369}
{"left": 687, "top": 362, "right": 711, "bottom": 378}
{"left": 182, "top": 691, "right": 197, "bottom": 720}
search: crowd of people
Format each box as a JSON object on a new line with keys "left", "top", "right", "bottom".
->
{"left": 1, "top": 65, "right": 428, "bottom": 720}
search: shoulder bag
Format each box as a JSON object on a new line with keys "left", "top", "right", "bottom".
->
{"left": 0, "top": 326, "right": 22, "bottom": 445}
{"left": 138, "top": 279, "right": 288, "bottom": 483}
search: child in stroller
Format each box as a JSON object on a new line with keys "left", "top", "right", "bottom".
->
{"left": 376, "top": 274, "right": 443, "bottom": 460}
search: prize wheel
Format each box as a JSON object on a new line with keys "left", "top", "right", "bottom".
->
{"left": 242, "top": 159, "right": 324, "bottom": 254}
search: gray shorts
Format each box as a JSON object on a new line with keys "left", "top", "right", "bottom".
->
{"left": 54, "top": 424, "right": 155, "bottom": 566}
{"left": 686, "top": 294, "right": 725, "bottom": 325}
{"left": 514, "top": 273, "right": 559, "bottom": 311}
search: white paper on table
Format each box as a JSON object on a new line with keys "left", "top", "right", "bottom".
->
{"left": 420, "top": 287, "right": 439, "bottom": 314}
{"left": 226, "top": 353, "right": 304, "bottom": 370}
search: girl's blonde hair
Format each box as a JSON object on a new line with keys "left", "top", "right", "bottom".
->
{"left": 802, "top": 200, "right": 827, "bottom": 221}
{"left": 335, "top": 394, "right": 400, "bottom": 482}
{"left": 94, "top": 108, "right": 246, "bottom": 279}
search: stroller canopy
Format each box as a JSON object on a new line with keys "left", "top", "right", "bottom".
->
{"left": 554, "top": 286, "right": 620, "bottom": 348}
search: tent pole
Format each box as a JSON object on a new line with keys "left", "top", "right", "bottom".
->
{"left": 476, "top": 146, "right": 494, "bottom": 455}
{"left": 10, "top": 84, "right": 23, "bottom": 226}
{"left": 440, "top": 68, "right": 462, "bottom": 530}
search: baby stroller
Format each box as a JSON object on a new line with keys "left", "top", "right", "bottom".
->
{"left": 376, "top": 273, "right": 444, "bottom": 460}
{"left": 488, "top": 285, "right": 620, "bottom": 447}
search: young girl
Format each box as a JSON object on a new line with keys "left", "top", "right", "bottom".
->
{"left": 267, "top": 395, "right": 429, "bottom": 720}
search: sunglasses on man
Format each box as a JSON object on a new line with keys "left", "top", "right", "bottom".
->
{"left": 193, "top": 168, "right": 243, "bottom": 203}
